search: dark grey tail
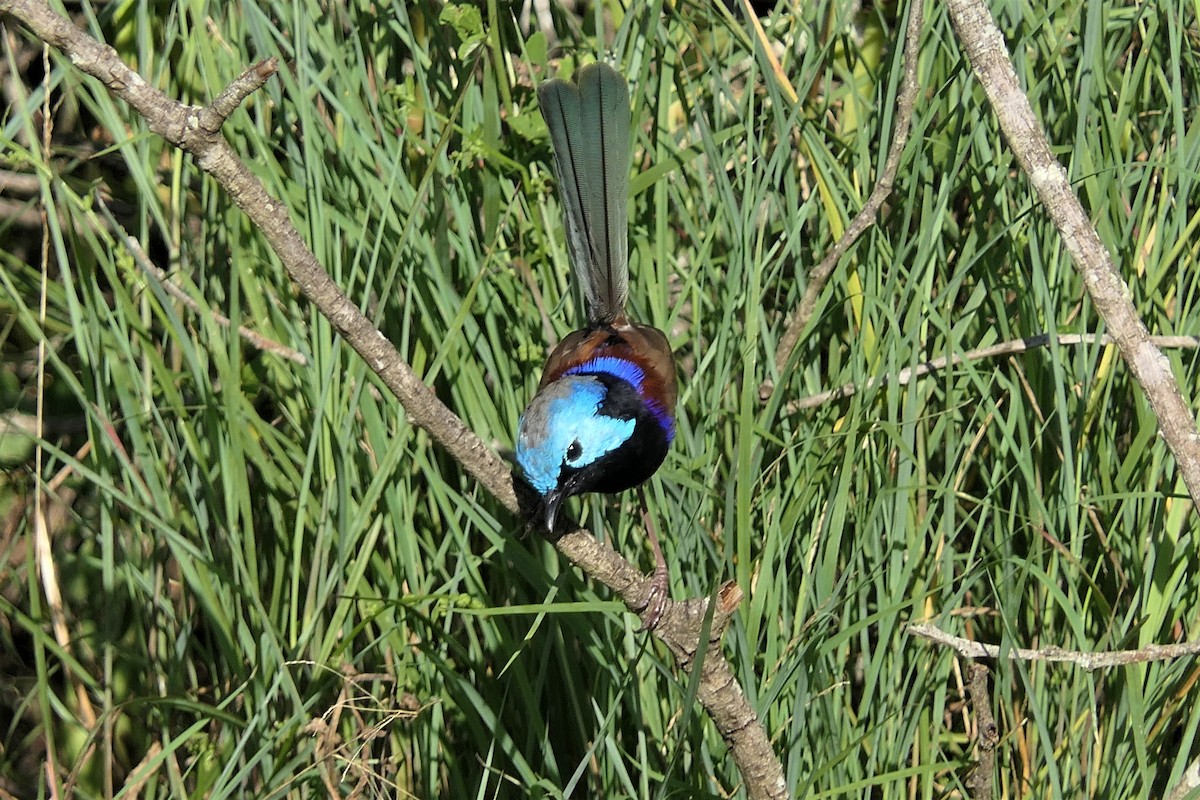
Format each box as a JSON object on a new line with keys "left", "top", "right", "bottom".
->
{"left": 538, "top": 62, "right": 631, "bottom": 325}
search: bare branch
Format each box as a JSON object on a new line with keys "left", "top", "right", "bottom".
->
{"left": 94, "top": 194, "right": 309, "bottom": 366}
{"left": 917, "top": 621, "right": 1200, "bottom": 795}
{"left": 763, "top": 0, "right": 925, "bottom": 400}
{"left": 907, "top": 622, "right": 1200, "bottom": 671}
{"left": 208, "top": 58, "right": 277, "bottom": 123}
{"left": 1, "top": 0, "right": 513, "bottom": 513}
{"left": 786, "top": 333, "right": 1200, "bottom": 412}
{"left": 966, "top": 664, "right": 997, "bottom": 800}
{"left": 945, "top": 0, "right": 1200, "bottom": 505}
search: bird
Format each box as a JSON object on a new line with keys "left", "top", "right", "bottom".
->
{"left": 515, "top": 62, "right": 678, "bottom": 627}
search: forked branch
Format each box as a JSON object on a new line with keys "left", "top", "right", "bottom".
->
{"left": 912, "top": 622, "right": 1200, "bottom": 799}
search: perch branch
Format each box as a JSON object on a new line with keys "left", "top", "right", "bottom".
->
{"left": 0, "top": 2, "right": 786, "bottom": 797}
{"left": 945, "top": 0, "right": 1200, "bottom": 505}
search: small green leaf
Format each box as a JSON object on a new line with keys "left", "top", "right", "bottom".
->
{"left": 439, "top": 4, "right": 486, "bottom": 60}
{"left": 507, "top": 109, "right": 545, "bottom": 143}
{"left": 525, "top": 31, "right": 548, "bottom": 67}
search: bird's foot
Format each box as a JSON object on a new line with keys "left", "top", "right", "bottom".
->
{"left": 636, "top": 562, "right": 670, "bottom": 631}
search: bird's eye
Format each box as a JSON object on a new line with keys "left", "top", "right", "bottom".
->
{"left": 565, "top": 440, "right": 583, "bottom": 463}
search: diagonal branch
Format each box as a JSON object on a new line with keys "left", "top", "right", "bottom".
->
{"left": 945, "top": 0, "right": 1200, "bottom": 505}
{"left": 94, "top": 194, "right": 310, "bottom": 366}
{"left": 0, "top": 2, "right": 787, "bottom": 797}
{"left": 763, "top": 0, "right": 925, "bottom": 400}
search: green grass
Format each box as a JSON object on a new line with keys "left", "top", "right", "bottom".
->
{"left": 2, "top": 0, "right": 1199, "bottom": 797}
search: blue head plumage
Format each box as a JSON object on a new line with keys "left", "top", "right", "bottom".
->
{"left": 516, "top": 375, "right": 636, "bottom": 496}
{"left": 516, "top": 359, "right": 675, "bottom": 531}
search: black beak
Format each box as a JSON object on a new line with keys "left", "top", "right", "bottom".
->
{"left": 543, "top": 489, "right": 564, "bottom": 533}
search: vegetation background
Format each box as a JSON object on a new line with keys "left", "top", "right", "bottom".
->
{"left": 2, "top": 0, "right": 1199, "bottom": 797}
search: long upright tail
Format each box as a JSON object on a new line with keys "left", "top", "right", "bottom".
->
{"left": 537, "top": 62, "right": 631, "bottom": 326}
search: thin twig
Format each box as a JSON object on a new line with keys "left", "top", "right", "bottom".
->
{"left": 945, "top": 0, "right": 1200, "bottom": 504}
{"left": 0, "top": 167, "right": 43, "bottom": 193}
{"left": 763, "top": 0, "right": 925, "bottom": 400}
{"left": 207, "top": 58, "right": 277, "bottom": 122}
{"left": 0, "top": 195, "right": 46, "bottom": 228}
{"left": 786, "top": 333, "right": 1200, "bottom": 412}
{"left": 118, "top": 742, "right": 162, "bottom": 800}
{"left": 95, "top": 194, "right": 309, "bottom": 366}
{"left": 907, "top": 622, "right": 1200, "bottom": 671}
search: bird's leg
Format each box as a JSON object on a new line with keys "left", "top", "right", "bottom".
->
{"left": 635, "top": 487, "right": 669, "bottom": 630}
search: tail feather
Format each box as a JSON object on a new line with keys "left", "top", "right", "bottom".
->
{"left": 538, "top": 62, "right": 630, "bottom": 325}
